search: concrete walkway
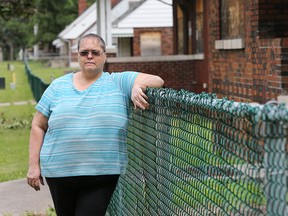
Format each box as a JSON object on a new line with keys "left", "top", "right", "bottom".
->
{"left": 0, "top": 100, "right": 36, "bottom": 107}
{"left": 0, "top": 178, "right": 53, "bottom": 216}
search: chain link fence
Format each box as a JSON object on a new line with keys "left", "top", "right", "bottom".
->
{"left": 108, "top": 88, "right": 288, "bottom": 216}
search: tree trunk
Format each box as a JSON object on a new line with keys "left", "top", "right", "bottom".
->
{"left": 22, "top": 45, "right": 26, "bottom": 61}
{"left": 8, "top": 41, "right": 14, "bottom": 61}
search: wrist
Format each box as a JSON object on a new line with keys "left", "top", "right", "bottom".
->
{"left": 29, "top": 158, "right": 40, "bottom": 167}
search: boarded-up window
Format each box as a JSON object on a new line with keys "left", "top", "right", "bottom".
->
{"left": 140, "top": 32, "right": 161, "bottom": 56}
{"left": 221, "top": 0, "right": 244, "bottom": 39}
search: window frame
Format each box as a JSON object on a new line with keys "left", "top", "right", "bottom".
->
{"left": 174, "top": 0, "right": 204, "bottom": 55}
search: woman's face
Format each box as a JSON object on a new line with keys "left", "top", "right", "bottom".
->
{"left": 78, "top": 36, "right": 106, "bottom": 74}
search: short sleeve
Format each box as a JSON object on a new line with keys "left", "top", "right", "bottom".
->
{"left": 112, "top": 71, "right": 139, "bottom": 99}
{"left": 35, "top": 83, "right": 55, "bottom": 118}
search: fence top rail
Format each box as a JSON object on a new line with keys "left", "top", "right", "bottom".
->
{"left": 147, "top": 88, "right": 288, "bottom": 123}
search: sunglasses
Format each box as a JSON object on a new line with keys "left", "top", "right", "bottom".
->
{"left": 79, "top": 50, "right": 105, "bottom": 57}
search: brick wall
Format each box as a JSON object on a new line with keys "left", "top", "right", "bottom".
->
{"left": 111, "top": 0, "right": 121, "bottom": 8}
{"left": 133, "top": 27, "right": 174, "bottom": 56}
{"left": 105, "top": 58, "right": 196, "bottom": 91}
{"left": 208, "top": 0, "right": 288, "bottom": 103}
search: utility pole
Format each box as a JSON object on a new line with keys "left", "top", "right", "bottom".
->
{"left": 33, "top": 24, "right": 39, "bottom": 60}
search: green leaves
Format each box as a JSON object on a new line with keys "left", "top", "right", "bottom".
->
{"left": 34, "top": 0, "right": 78, "bottom": 44}
{"left": 0, "top": 0, "right": 80, "bottom": 60}
{"left": 0, "top": 0, "right": 38, "bottom": 20}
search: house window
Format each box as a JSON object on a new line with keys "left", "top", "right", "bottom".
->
{"left": 175, "top": 0, "right": 204, "bottom": 55}
{"left": 221, "top": 0, "right": 244, "bottom": 39}
{"left": 140, "top": 32, "right": 161, "bottom": 56}
{"left": 215, "top": 0, "right": 245, "bottom": 50}
{"left": 117, "top": 37, "right": 132, "bottom": 57}
{"left": 195, "top": 0, "right": 204, "bottom": 53}
{"left": 258, "top": 1, "right": 288, "bottom": 38}
{"left": 177, "top": 5, "right": 184, "bottom": 54}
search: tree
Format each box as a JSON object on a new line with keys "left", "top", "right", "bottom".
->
{"left": 0, "top": 0, "right": 38, "bottom": 20}
{"left": 0, "top": 0, "right": 95, "bottom": 60}
{"left": 0, "top": 0, "right": 38, "bottom": 60}
{"left": 0, "top": 17, "right": 34, "bottom": 60}
{"left": 0, "top": 0, "right": 82, "bottom": 60}
{"left": 34, "top": 0, "right": 79, "bottom": 51}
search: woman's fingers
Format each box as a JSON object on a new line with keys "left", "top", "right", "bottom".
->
{"left": 27, "top": 176, "right": 44, "bottom": 191}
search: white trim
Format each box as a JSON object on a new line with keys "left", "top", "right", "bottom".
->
{"left": 215, "top": 38, "right": 245, "bottom": 50}
{"left": 112, "top": 28, "right": 133, "bottom": 38}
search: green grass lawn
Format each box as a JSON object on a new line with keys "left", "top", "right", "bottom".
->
{"left": 26, "top": 60, "right": 77, "bottom": 84}
{"left": 0, "top": 60, "right": 73, "bottom": 183}
{"left": 0, "top": 129, "right": 30, "bottom": 182}
{"left": 0, "top": 61, "right": 35, "bottom": 182}
{"left": 0, "top": 104, "right": 34, "bottom": 182}
{"left": 0, "top": 61, "right": 34, "bottom": 103}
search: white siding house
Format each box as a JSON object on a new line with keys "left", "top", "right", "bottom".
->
{"left": 53, "top": 0, "right": 172, "bottom": 67}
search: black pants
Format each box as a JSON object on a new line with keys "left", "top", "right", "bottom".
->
{"left": 46, "top": 175, "right": 119, "bottom": 216}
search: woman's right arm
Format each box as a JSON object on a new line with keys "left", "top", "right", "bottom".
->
{"left": 27, "top": 111, "right": 48, "bottom": 191}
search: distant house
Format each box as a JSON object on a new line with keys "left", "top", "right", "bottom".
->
{"left": 112, "top": 0, "right": 173, "bottom": 57}
{"left": 52, "top": 0, "right": 134, "bottom": 67}
{"left": 52, "top": 0, "right": 173, "bottom": 68}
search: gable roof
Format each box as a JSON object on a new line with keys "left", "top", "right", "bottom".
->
{"left": 58, "top": 3, "right": 97, "bottom": 40}
{"left": 114, "top": 0, "right": 172, "bottom": 28}
{"left": 53, "top": 0, "right": 172, "bottom": 45}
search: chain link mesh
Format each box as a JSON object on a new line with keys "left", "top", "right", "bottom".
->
{"left": 108, "top": 88, "right": 288, "bottom": 216}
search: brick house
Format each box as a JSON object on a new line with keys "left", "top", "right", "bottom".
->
{"left": 109, "top": 0, "right": 288, "bottom": 103}
{"left": 172, "top": 0, "right": 288, "bottom": 103}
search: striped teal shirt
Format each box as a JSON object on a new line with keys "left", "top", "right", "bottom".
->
{"left": 36, "top": 71, "right": 138, "bottom": 177}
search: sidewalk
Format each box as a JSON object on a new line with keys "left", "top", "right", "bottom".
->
{"left": 0, "top": 178, "right": 53, "bottom": 216}
{"left": 0, "top": 100, "right": 36, "bottom": 107}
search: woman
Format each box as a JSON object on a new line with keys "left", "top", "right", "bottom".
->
{"left": 27, "top": 33, "right": 164, "bottom": 215}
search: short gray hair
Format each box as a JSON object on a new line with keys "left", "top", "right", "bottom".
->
{"left": 77, "top": 33, "right": 106, "bottom": 52}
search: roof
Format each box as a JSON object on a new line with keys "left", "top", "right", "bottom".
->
{"left": 53, "top": 0, "right": 173, "bottom": 45}
{"left": 115, "top": 0, "right": 172, "bottom": 28}
{"left": 85, "top": 26, "right": 134, "bottom": 38}
{"left": 58, "top": 3, "right": 97, "bottom": 40}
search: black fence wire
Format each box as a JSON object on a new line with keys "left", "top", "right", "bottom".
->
{"left": 24, "top": 62, "right": 49, "bottom": 102}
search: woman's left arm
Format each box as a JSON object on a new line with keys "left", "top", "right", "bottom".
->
{"left": 131, "top": 73, "right": 164, "bottom": 110}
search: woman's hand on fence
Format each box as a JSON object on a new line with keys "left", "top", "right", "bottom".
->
{"left": 131, "top": 84, "right": 149, "bottom": 110}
